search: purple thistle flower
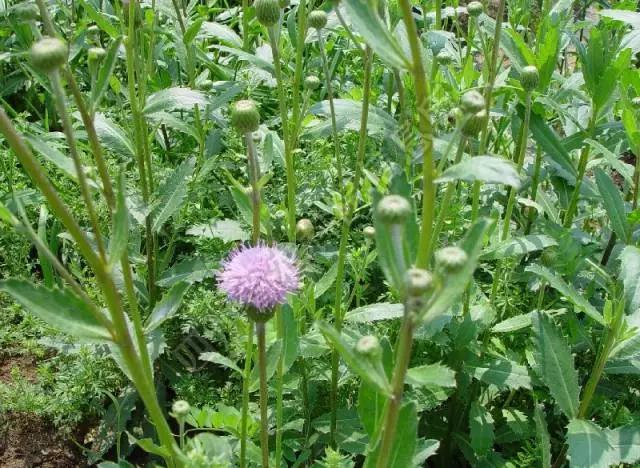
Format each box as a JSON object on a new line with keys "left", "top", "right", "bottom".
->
{"left": 218, "top": 244, "right": 299, "bottom": 311}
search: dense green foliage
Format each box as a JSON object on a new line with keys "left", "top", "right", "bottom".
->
{"left": 1, "top": 0, "right": 640, "bottom": 466}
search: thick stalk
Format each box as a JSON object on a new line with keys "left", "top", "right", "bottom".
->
{"left": 239, "top": 321, "right": 254, "bottom": 468}
{"left": 317, "top": 30, "right": 342, "bottom": 193}
{"left": 275, "top": 309, "right": 284, "bottom": 465}
{"left": 525, "top": 144, "right": 543, "bottom": 233}
{"left": 374, "top": 314, "right": 414, "bottom": 468}
{"left": 257, "top": 321, "right": 270, "bottom": 468}
{"left": 267, "top": 26, "right": 295, "bottom": 243}
{"left": 246, "top": 134, "right": 261, "bottom": 244}
{"left": 290, "top": 0, "right": 309, "bottom": 145}
{"left": 398, "top": 0, "right": 435, "bottom": 268}
{"left": 242, "top": 0, "right": 250, "bottom": 51}
{"left": 49, "top": 71, "right": 107, "bottom": 261}
{"left": 329, "top": 46, "right": 373, "bottom": 445}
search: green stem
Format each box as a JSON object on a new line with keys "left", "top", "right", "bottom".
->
{"left": 239, "top": 320, "right": 254, "bottom": 468}
{"left": 242, "top": 0, "right": 250, "bottom": 51}
{"left": 246, "top": 134, "right": 261, "bottom": 245}
{"left": 525, "top": 144, "right": 542, "bottom": 234}
{"left": 398, "top": 0, "right": 435, "bottom": 269}
{"left": 374, "top": 313, "right": 414, "bottom": 468}
{"left": 275, "top": 309, "right": 284, "bottom": 466}
{"left": 257, "top": 321, "right": 270, "bottom": 468}
{"left": 329, "top": 45, "right": 374, "bottom": 446}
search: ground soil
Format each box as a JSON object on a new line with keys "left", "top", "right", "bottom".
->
{"left": 0, "top": 355, "right": 87, "bottom": 468}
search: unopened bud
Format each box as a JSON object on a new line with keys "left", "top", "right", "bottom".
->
{"left": 461, "top": 109, "right": 487, "bottom": 137}
{"left": 436, "top": 50, "right": 453, "bottom": 66}
{"left": 355, "top": 335, "right": 381, "bottom": 358}
{"left": 198, "top": 79, "right": 213, "bottom": 91}
{"left": 467, "top": 1, "right": 483, "bottom": 17}
{"left": 520, "top": 65, "right": 539, "bottom": 91}
{"left": 304, "top": 75, "right": 321, "bottom": 91}
{"left": 406, "top": 268, "right": 434, "bottom": 296}
{"left": 308, "top": 9, "right": 328, "bottom": 29}
{"left": 255, "top": 0, "right": 281, "bottom": 27}
{"left": 376, "top": 195, "right": 411, "bottom": 225}
{"left": 172, "top": 400, "right": 190, "bottom": 418}
{"left": 88, "top": 47, "right": 106, "bottom": 61}
{"left": 460, "top": 90, "right": 485, "bottom": 114}
{"left": 30, "top": 37, "right": 68, "bottom": 73}
{"left": 435, "top": 246, "right": 468, "bottom": 272}
{"left": 363, "top": 226, "right": 376, "bottom": 239}
{"left": 296, "top": 218, "right": 315, "bottom": 240}
{"left": 231, "top": 99, "right": 260, "bottom": 134}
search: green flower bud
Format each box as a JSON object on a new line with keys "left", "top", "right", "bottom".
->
{"left": 406, "top": 268, "right": 434, "bottom": 296}
{"left": 308, "top": 9, "right": 328, "bottom": 30}
{"left": 198, "top": 79, "right": 213, "bottom": 91}
{"left": 304, "top": 75, "right": 321, "bottom": 91}
{"left": 448, "top": 107, "right": 463, "bottom": 126}
{"left": 520, "top": 65, "right": 539, "bottom": 91}
{"left": 355, "top": 335, "right": 381, "bottom": 358}
{"left": 376, "top": 195, "right": 411, "bottom": 225}
{"left": 436, "top": 50, "right": 453, "bottom": 66}
{"left": 467, "top": 1, "right": 483, "bottom": 17}
{"left": 255, "top": 0, "right": 281, "bottom": 27}
{"left": 460, "top": 90, "right": 485, "bottom": 114}
{"left": 30, "top": 37, "right": 68, "bottom": 73}
{"left": 88, "top": 47, "right": 106, "bottom": 61}
{"left": 172, "top": 400, "right": 190, "bottom": 418}
{"left": 633, "top": 97, "right": 640, "bottom": 109}
{"left": 363, "top": 225, "right": 376, "bottom": 239}
{"left": 296, "top": 218, "right": 315, "bottom": 240}
{"left": 12, "top": 3, "right": 39, "bottom": 21}
{"left": 231, "top": 99, "right": 260, "bottom": 134}
{"left": 461, "top": 109, "right": 487, "bottom": 137}
{"left": 435, "top": 246, "right": 468, "bottom": 272}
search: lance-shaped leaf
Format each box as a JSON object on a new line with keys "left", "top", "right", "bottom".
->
{"left": 345, "top": 303, "right": 404, "bottom": 323}
{"left": 91, "top": 37, "right": 122, "bottom": 112}
{"left": 469, "top": 402, "right": 495, "bottom": 457}
{"left": 151, "top": 157, "right": 196, "bottom": 232}
{"left": 435, "top": 156, "right": 521, "bottom": 187}
{"left": 364, "top": 401, "right": 418, "bottom": 468}
{"left": 481, "top": 234, "right": 557, "bottom": 260}
{"left": 531, "top": 312, "right": 580, "bottom": 419}
{"left": 0, "top": 279, "right": 112, "bottom": 342}
{"left": 595, "top": 168, "right": 630, "bottom": 243}
{"left": 567, "top": 420, "right": 615, "bottom": 468}
{"left": 144, "top": 87, "right": 208, "bottom": 115}
{"left": 108, "top": 170, "right": 129, "bottom": 268}
{"left": 146, "top": 282, "right": 191, "bottom": 331}
{"left": 619, "top": 246, "right": 640, "bottom": 317}
{"left": 534, "top": 404, "right": 552, "bottom": 468}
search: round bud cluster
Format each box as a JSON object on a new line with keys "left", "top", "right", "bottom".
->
{"left": 435, "top": 246, "right": 468, "bottom": 272}
{"left": 461, "top": 109, "right": 487, "bottom": 137}
{"left": 296, "top": 218, "right": 315, "bottom": 240}
{"left": 376, "top": 195, "right": 411, "bottom": 225}
{"left": 460, "top": 90, "right": 485, "bottom": 114}
{"left": 255, "top": 0, "right": 281, "bottom": 27}
{"left": 231, "top": 99, "right": 260, "bottom": 134}
{"left": 520, "top": 65, "right": 539, "bottom": 91}
{"left": 406, "top": 268, "right": 434, "bottom": 297}
{"left": 88, "top": 47, "right": 106, "bottom": 61}
{"left": 304, "top": 75, "right": 321, "bottom": 91}
{"left": 30, "top": 37, "right": 68, "bottom": 73}
{"left": 467, "top": 1, "right": 484, "bottom": 17}
{"left": 172, "top": 400, "right": 191, "bottom": 418}
{"left": 355, "top": 335, "right": 381, "bottom": 358}
{"left": 363, "top": 226, "right": 376, "bottom": 239}
{"left": 308, "top": 9, "right": 328, "bottom": 30}
{"left": 436, "top": 50, "right": 453, "bottom": 66}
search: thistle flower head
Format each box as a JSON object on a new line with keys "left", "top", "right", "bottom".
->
{"left": 218, "top": 244, "right": 299, "bottom": 312}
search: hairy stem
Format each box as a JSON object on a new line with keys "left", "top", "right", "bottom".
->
{"left": 257, "top": 321, "right": 270, "bottom": 468}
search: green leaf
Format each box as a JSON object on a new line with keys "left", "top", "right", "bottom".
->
{"left": 365, "top": 402, "right": 418, "bottom": 468}
{"left": 249, "top": 339, "right": 282, "bottom": 392}
{"left": 199, "top": 21, "right": 242, "bottom": 47}
{"left": 492, "top": 312, "right": 535, "bottom": 333}
{"left": 342, "top": 0, "right": 410, "bottom": 70}
{"left": 358, "top": 379, "right": 386, "bottom": 438}
{"left": 78, "top": 0, "right": 118, "bottom": 37}
{"left": 606, "top": 423, "right": 640, "bottom": 464}
{"left": 314, "top": 262, "right": 338, "bottom": 299}
{"left": 465, "top": 357, "right": 532, "bottom": 390}
{"left": 567, "top": 420, "right": 615, "bottom": 468}
{"left": 527, "top": 110, "right": 577, "bottom": 180}
{"left": 424, "top": 218, "right": 492, "bottom": 323}
{"left": 186, "top": 219, "right": 249, "bottom": 242}
{"left": 281, "top": 304, "right": 299, "bottom": 372}
{"left": 531, "top": 312, "right": 580, "bottom": 418}
{"left": 534, "top": 404, "right": 552, "bottom": 468}
{"left": 109, "top": 171, "right": 129, "bottom": 268}
{"left": 199, "top": 351, "right": 241, "bottom": 373}
{"left": 145, "top": 282, "right": 190, "bottom": 331}
{"left": 144, "top": 88, "right": 208, "bottom": 115}
{"left": 344, "top": 303, "right": 404, "bottom": 323}
{"left": 435, "top": 156, "right": 521, "bottom": 187}
{"left": 406, "top": 362, "right": 456, "bottom": 388}
{"left": 156, "top": 257, "right": 215, "bottom": 288}
{"left": 317, "top": 321, "right": 391, "bottom": 396}
{"left": 211, "top": 45, "right": 275, "bottom": 73}
{"left": 469, "top": 402, "right": 495, "bottom": 457}
{"left": 94, "top": 113, "right": 135, "bottom": 160}
{"left": 91, "top": 37, "right": 122, "bottom": 112}
{"left": 0, "top": 279, "right": 112, "bottom": 342}
{"left": 526, "top": 265, "right": 604, "bottom": 324}
{"left": 481, "top": 235, "right": 557, "bottom": 260}
{"left": 620, "top": 246, "right": 640, "bottom": 316}
{"left": 151, "top": 157, "right": 196, "bottom": 232}
{"left": 595, "top": 168, "right": 629, "bottom": 243}
{"left": 600, "top": 9, "right": 640, "bottom": 28}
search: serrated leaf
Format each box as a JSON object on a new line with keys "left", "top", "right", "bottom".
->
{"left": 0, "top": 279, "right": 112, "bottom": 342}
{"left": 526, "top": 265, "right": 604, "bottom": 324}
{"left": 406, "top": 362, "right": 456, "bottom": 388}
{"left": 94, "top": 113, "right": 135, "bottom": 160}
{"left": 469, "top": 402, "right": 495, "bottom": 457}
{"left": 531, "top": 312, "right": 580, "bottom": 418}
{"left": 91, "top": 37, "right": 122, "bottom": 112}
{"left": 619, "top": 246, "right": 640, "bottom": 317}
{"left": 436, "top": 156, "right": 521, "bottom": 187}
{"left": 595, "top": 168, "right": 629, "bottom": 243}
{"left": 186, "top": 219, "right": 249, "bottom": 242}
{"left": 151, "top": 157, "right": 196, "bottom": 232}
{"left": 145, "top": 282, "right": 190, "bottom": 331}
{"left": 567, "top": 420, "right": 615, "bottom": 468}
{"left": 534, "top": 405, "right": 552, "bottom": 468}
{"left": 156, "top": 257, "right": 215, "bottom": 287}
{"left": 606, "top": 423, "right": 640, "bottom": 464}
{"left": 481, "top": 235, "right": 557, "bottom": 260}
{"left": 200, "top": 351, "right": 241, "bottom": 373}
{"left": 199, "top": 21, "right": 242, "bottom": 47}
{"left": 344, "top": 303, "right": 404, "bottom": 323}
{"left": 466, "top": 357, "right": 532, "bottom": 390}
{"left": 314, "top": 262, "right": 338, "bottom": 299}
{"left": 144, "top": 87, "right": 208, "bottom": 115}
